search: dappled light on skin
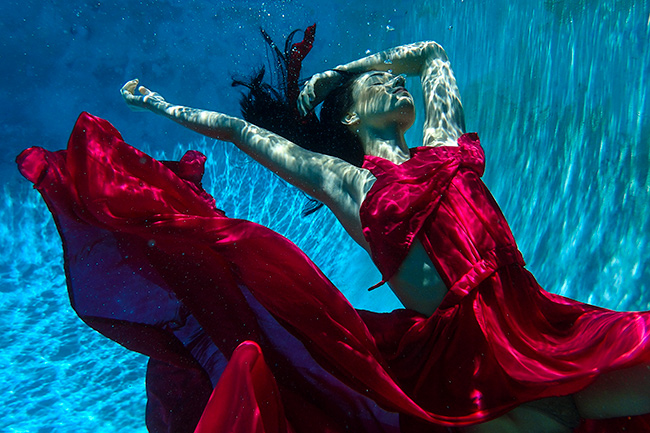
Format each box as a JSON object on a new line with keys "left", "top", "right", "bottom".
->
{"left": 349, "top": 71, "right": 416, "bottom": 131}
{"left": 348, "top": 51, "right": 465, "bottom": 150}
{"left": 322, "top": 41, "right": 465, "bottom": 150}
{"left": 122, "top": 79, "right": 378, "bottom": 248}
{"left": 420, "top": 57, "right": 466, "bottom": 147}
{"left": 237, "top": 120, "right": 380, "bottom": 251}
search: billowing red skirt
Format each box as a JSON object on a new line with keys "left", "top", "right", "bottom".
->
{"left": 17, "top": 113, "right": 650, "bottom": 432}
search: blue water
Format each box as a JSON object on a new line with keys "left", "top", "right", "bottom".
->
{"left": 1, "top": 1, "right": 648, "bottom": 431}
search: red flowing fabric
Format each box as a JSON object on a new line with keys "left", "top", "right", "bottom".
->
{"left": 286, "top": 24, "right": 316, "bottom": 107}
{"left": 360, "top": 133, "right": 650, "bottom": 430}
{"left": 194, "top": 341, "right": 293, "bottom": 433}
{"left": 16, "top": 112, "right": 452, "bottom": 431}
{"left": 18, "top": 113, "right": 650, "bottom": 431}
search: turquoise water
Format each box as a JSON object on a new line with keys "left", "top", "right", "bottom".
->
{"left": 2, "top": 1, "right": 649, "bottom": 431}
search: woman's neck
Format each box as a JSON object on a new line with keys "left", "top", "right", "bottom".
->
{"left": 358, "top": 125, "right": 410, "bottom": 164}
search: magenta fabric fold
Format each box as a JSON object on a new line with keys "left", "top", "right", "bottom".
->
{"left": 16, "top": 113, "right": 443, "bottom": 430}
{"left": 17, "top": 113, "right": 650, "bottom": 432}
{"left": 360, "top": 133, "right": 650, "bottom": 430}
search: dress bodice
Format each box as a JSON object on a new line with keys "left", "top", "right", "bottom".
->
{"left": 360, "top": 133, "right": 525, "bottom": 302}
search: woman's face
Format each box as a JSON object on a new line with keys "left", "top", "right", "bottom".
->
{"left": 348, "top": 71, "right": 416, "bottom": 132}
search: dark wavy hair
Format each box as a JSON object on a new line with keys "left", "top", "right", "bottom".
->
{"left": 232, "top": 26, "right": 363, "bottom": 215}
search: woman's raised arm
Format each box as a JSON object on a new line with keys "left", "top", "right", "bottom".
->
{"left": 120, "top": 79, "right": 368, "bottom": 209}
{"left": 300, "top": 42, "right": 465, "bottom": 147}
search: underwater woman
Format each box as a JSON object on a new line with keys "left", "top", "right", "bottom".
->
{"left": 119, "top": 27, "right": 650, "bottom": 432}
{"left": 19, "top": 25, "right": 650, "bottom": 432}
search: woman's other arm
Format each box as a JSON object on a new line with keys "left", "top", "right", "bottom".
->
{"left": 300, "top": 42, "right": 465, "bottom": 147}
{"left": 121, "top": 79, "right": 369, "bottom": 210}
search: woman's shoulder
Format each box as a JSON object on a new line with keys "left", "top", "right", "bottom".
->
{"left": 415, "top": 133, "right": 484, "bottom": 163}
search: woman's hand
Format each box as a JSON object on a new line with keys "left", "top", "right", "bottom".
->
{"left": 297, "top": 70, "right": 345, "bottom": 116}
{"left": 121, "top": 79, "right": 168, "bottom": 112}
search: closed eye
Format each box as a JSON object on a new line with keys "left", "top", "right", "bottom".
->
{"left": 367, "top": 72, "right": 390, "bottom": 86}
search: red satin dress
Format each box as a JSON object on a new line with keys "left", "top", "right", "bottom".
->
{"left": 16, "top": 113, "right": 427, "bottom": 433}
{"left": 16, "top": 113, "right": 650, "bottom": 433}
{"left": 358, "top": 132, "right": 650, "bottom": 432}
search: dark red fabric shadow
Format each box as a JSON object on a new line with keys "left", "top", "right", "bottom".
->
{"left": 18, "top": 112, "right": 650, "bottom": 432}
{"left": 16, "top": 113, "right": 416, "bottom": 431}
